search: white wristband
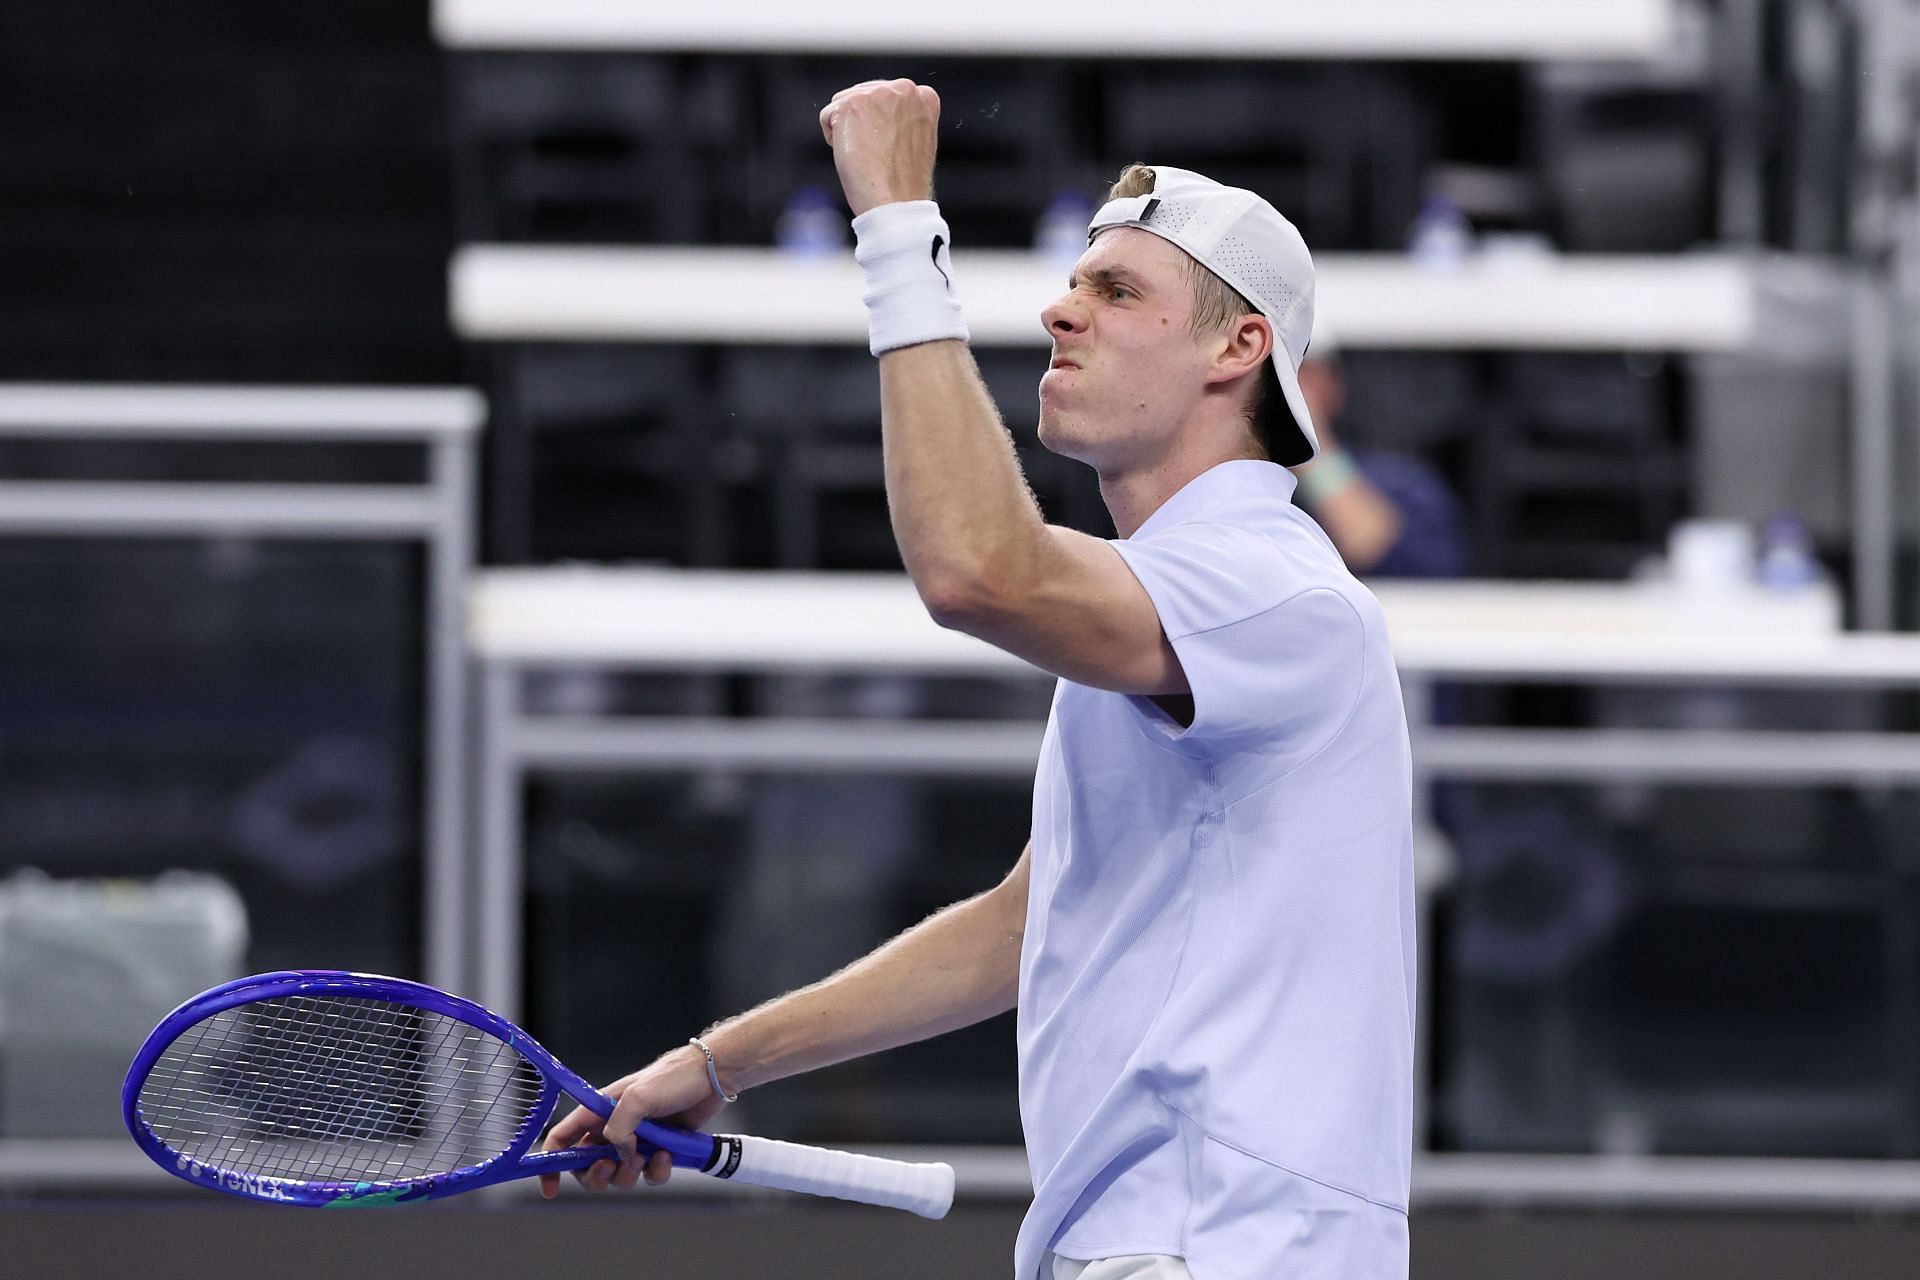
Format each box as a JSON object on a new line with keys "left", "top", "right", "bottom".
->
{"left": 851, "top": 200, "right": 970, "bottom": 356}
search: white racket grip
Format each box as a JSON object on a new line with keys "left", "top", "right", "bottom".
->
{"left": 709, "top": 1133, "right": 955, "bottom": 1219}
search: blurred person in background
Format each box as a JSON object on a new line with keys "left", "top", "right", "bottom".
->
{"left": 1290, "top": 326, "right": 1469, "bottom": 580}
{"left": 543, "top": 80, "right": 1415, "bottom": 1280}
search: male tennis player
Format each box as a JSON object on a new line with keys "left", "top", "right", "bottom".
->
{"left": 543, "top": 79, "right": 1415, "bottom": 1280}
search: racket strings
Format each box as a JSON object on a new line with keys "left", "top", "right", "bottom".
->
{"left": 135, "top": 994, "right": 547, "bottom": 1188}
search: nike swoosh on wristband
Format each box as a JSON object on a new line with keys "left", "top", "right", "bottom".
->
{"left": 931, "top": 234, "right": 951, "bottom": 289}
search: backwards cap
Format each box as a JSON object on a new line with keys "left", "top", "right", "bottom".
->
{"left": 1087, "top": 166, "right": 1319, "bottom": 464}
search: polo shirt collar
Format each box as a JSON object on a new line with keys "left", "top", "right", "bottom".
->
{"left": 1129, "top": 459, "right": 1299, "bottom": 541}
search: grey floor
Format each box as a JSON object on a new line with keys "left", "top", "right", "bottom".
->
{"left": 7, "top": 1201, "right": 1920, "bottom": 1280}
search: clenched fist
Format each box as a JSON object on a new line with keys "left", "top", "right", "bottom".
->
{"left": 818, "top": 78, "right": 940, "bottom": 217}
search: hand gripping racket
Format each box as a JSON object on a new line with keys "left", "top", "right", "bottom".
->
{"left": 122, "top": 970, "right": 954, "bottom": 1216}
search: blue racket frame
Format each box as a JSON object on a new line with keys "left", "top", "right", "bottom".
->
{"left": 122, "top": 970, "right": 720, "bottom": 1207}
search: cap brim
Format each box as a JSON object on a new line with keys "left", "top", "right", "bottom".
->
{"left": 1270, "top": 352, "right": 1320, "bottom": 467}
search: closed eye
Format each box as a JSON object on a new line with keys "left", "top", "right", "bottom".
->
{"left": 1066, "top": 270, "right": 1143, "bottom": 302}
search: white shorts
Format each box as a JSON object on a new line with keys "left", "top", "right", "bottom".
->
{"left": 1048, "top": 1255, "right": 1192, "bottom": 1280}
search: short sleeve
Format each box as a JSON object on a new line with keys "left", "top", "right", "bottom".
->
{"left": 1110, "top": 522, "right": 1366, "bottom": 765}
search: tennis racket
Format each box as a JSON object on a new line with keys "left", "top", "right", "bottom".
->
{"left": 122, "top": 970, "right": 954, "bottom": 1216}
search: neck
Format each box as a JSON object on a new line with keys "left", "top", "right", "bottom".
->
{"left": 1094, "top": 384, "right": 1272, "bottom": 536}
{"left": 1098, "top": 441, "right": 1262, "bottom": 537}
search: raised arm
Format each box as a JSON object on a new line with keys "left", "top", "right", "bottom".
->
{"left": 540, "top": 845, "right": 1030, "bottom": 1194}
{"left": 819, "top": 79, "right": 1186, "bottom": 697}
{"left": 878, "top": 341, "right": 1186, "bottom": 695}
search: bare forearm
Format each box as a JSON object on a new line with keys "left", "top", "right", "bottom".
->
{"left": 878, "top": 340, "right": 1048, "bottom": 607}
{"left": 702, "top": 873, "right": 1023, "bottom": 1094}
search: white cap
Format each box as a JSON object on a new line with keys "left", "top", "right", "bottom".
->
{"left": 1088, "top": 166, "right": 1319, "bottom": 464}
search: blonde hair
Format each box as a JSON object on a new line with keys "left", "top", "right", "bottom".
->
{"left": 1104, "top": 164, "right": 1291, "bottom": 461}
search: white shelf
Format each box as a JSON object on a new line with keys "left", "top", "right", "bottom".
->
{"left": 473, "top": 568, "right": 1026, "bottom": 672}
{"left": 434, "top": 0, "right": 1680, "bottom": 60}
{"left": 467, "top": 568, "right": 1920, "bottom": 685}
{"left": 450, "top": 245, "right": 1846, "bottom": 355}
{"left": 0, "top": 384, "right": 485, "bottom": 440}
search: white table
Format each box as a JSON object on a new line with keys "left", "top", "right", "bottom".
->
{"left": 450, "top": 246, "right": 1850, "bottom": 358}
{"left": 433, "top": 0, "right": 1681, "bottom": 61}
{"left": 476, "top": 566, "right": 1869, "bottom": 675}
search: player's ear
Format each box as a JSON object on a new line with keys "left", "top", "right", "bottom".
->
{"left": 1205, "top": 313, "right": 1274, "bottom": 386}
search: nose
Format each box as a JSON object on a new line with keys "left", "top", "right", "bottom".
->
{"left": 1040, "top": 290, "right": 1088, "bottom": 340}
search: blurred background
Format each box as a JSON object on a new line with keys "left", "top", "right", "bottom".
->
{"left": 5, "top": 1, "right": 1920, "bottom": 1276}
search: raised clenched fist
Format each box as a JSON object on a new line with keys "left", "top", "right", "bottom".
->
{"left": 817, "top": 78, "right": 941, "bottom": 217}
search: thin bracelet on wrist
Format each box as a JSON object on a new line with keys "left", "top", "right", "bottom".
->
{"left": 688, "top": 1036, "right": 739, "bottom": 1103}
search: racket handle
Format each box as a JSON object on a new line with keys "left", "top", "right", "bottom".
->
{"left": 710, "top": 1133, "right": 954, "bottom": 1219}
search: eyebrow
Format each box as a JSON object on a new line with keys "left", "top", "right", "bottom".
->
{"left": 1067, "top": 265, "right": 1147, "bottom": 294}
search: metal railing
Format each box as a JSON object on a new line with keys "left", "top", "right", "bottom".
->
{"left": 0, "top": 383, "right": 482, "bottom": 992}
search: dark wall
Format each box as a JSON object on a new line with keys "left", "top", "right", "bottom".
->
{"left": 0, "top": 2, "right": 460, "bottom": 383}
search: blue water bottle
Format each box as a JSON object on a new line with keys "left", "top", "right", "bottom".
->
{"left": 1757, "top": 513, "right": 1822, "bottom": 591}
{"left": 1408, "top": 194, "right": 1472, "bottom": 270}
{"left": 1035, "top": 190, "right": 1095, "bottom": 263}
{"left": 776, "top": 185, "right": 848, "bottom": 256}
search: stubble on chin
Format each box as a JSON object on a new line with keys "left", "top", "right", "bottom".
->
{"left": 1035, "top": 414, "right": 1059, "bottom": 456}
{"left": 1036, "top": 408, "right": 1093, "bottom": 464}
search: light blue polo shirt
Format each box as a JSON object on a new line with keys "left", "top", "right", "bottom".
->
{"left": 1015, "top": 459, "right": 1415, "bottom": 1280}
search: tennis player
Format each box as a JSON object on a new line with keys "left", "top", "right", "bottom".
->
{"left": 542, "top": 78, "right": 1415, "bottom": 1280}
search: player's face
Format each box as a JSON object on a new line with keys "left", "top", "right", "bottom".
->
{"left": 1036, "top": 228, "right": 1213, "bottom": 472}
